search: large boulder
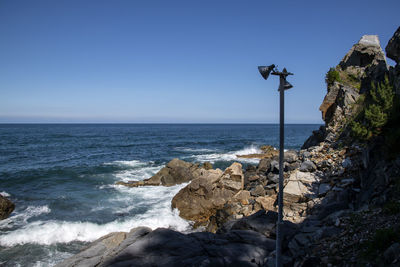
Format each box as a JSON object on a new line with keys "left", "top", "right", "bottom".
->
{"left": 171, "top": 163, "right": 244, "bottom": 224}
{"left": 283, "top": 171, "right": 319, "bottom": 203}
{"left": 0, "top": 195, "right": 15, "bottom": 220}
{"left": 57, "top": 227, "right": 275, "bottom": 267}
{"left": 386, "top": 26, "right": 400, "bottom": 64}
{"left": 116, "top": 158, "right": 204, "bottom": 187}
{"left": 339, "top": 35, "right": 386, "bottom": 70}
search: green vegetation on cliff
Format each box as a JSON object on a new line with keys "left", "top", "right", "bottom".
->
{"left": 350, "top": 76, "right": 396, "bottom": 141}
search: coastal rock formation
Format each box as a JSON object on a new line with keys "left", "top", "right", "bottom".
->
{"left": 303, "top": 35, "right": 388, "bottom": 149}
{"left": 57, "top": 224, "right": 277, "bottom": 267}
{"left": 171, "top": 163, "right": 243, "bottom": 224}
{"left": 116, "top": 158, "right": 204, "bottom": 187}
{"left": 0, "top": 195, "right": 15, "bottom": 220}
{"left": 387, "top": 27, "right": 400, "bottom": 94}
{"left": 386, "top": 26, "right": 400, "bottom": 64}
{"left": 237, "top": 145, "right": 279, "bottom": 159}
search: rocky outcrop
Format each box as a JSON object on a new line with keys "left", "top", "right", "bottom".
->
{"left": 116, "top": 158, "right": 203, "bottom": 187}
{"left": 386, "top": 26, "right": 400, "bottom": 64}
{"left": 303, "top": 35, "right": 388, "bottom": 149}
{"left": 387, "top": 27, "right": 400, "bottom": 95}
{"left": 171, "top": 163, "right": 243, "bottom": 224}
{"left": 57, "top": 224, "right": 277, "bottom": 267}
{"left": 0, "top": 195, "right": 15, "bottom": 220}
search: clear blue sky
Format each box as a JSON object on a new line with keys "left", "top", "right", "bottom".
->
{"left": 0, "top": 0, "right": 398, "bottom": 123}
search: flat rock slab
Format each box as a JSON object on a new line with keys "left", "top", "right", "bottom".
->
{"left": 57, "top": 227, "right": 275, "bottom": 267}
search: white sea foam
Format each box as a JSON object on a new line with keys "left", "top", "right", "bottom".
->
{"left": 0, "top": 191, "right": 10, "bottom": 197}
{"left": 0, "top": 205, "right": 51, "bottom": 229}
{"left": 32, "top": 249, "right": 73, "bottom": 267}
{"left": 0, "top": 184, "right": 190, "bottom": 246}
{"left": 114, "top": 165, "right": 163, "bottom": 182}
{"left": 174, "top": 147, "right": 217, "bottom": 153}
{"left": 191, "top": 145, "right": 263, "bottom": 164}
{"left": 105, "top": 159, "right": 150, "bottom": 168}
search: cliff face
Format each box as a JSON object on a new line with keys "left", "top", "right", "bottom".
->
{"left": 303, "top": 35, "right": 390, "bottom": 149}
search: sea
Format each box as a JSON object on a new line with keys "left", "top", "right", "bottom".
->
{"left": 0, "top": 123, "right": 320, "bottom": 266}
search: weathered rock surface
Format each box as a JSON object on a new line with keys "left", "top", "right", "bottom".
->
{"left": 386, "top": 26, "right": 400, "bottom": 63}
{"left": 171, "top": 163, "right": 243, "bottom": 224}
{"left": 57, "top": 226, "right": 275, "bottom": 267}
{"left": 116, "top": 158, "right": 202, "bottom": 187}
{"left": 387, "top": 27, "right": 400, "bottom": 95}
{"left": 0, "top": 195, "right": 15, "bottom": 220}
{"left": 303, "top": 35, "right": 388, "bottom": 149}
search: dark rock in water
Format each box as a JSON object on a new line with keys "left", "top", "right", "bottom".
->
{"left": 299, "top": 161, "right": 317, "bottom": 172}
{"left": 116, "top": 158, "right": 205, "bottom": 187}
{"left": 386, "top": 26, "right": 400, "bottom": 64}
{"left": 57, "top": 226, "right": 276, "bottom": 267}
{"left": 0, "top": 195, "right": 15, "bottom": 220}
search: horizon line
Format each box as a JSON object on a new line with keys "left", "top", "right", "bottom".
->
{"left": 0, "top": 122, "right": 323, "bottom": 125}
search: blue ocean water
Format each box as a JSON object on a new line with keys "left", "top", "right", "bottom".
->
{"left": 0, "top": 124, "right": 319, "bottom": 266}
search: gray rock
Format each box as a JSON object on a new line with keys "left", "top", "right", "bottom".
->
{"left": 250, "top": 185, "right": 265, "bottom": 197}
{"left": 384, "top": 242, "right": 400, "bottom": 263}
{"left": 287, "top": 162, "right": 300, "bottom": 172}
{"left": 342, "top": 158, "right": 352, "bottom": 168}
{"left": 270, "top": 160, "right": 279, "bottom": 173}
{"left": 318, "top": 183, "right": 331, "bottom": 196}
{"left": 257, "top": 158, "right": 271, "bottom": 173}
{"left": 386, "top": 26, "right": 400, "bottom": 63}
{"left": 267, "top": 173, "right": 279, "bottom": 184}
{"left": 300, "top": 161, "right": 317, "bottom": 172}
{"left": 284, "top": 151, "right": 298, "bottom": 163}
{"left": 58, "top": 226, "right": 276, "bottom": 267}
{"left": 339, "top": 35, "right": 387, "bottom": 70}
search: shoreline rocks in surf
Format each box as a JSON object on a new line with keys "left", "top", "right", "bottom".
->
{"left": 0, "top": 194, "right": 15, "bottom": 220}
{"left": 116, "top": 158, "right": 214, "bottom": 187}
{"left": 236, "top": 145, "right": 279, "bottom": 159}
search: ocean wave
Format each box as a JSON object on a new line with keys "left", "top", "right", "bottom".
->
{"left": 191, "top": 145, "right": 263, "bottom": 164}
{"left": 174, "top": 147, "right": 217, "bottom": 153}
{"left": 0, "top": 191, "right": 10, "bottom": 197}
{"left": 114, "top": 165, "right": 163, "bottom": 182}
{"left": 0, "top": 205, "right": 51, "bottom": 229}
{"left": 0, "top": 184, "right": 190, "bottom": 246}
{"left": 104, "top": 159, "right": 150, "bottom": 168}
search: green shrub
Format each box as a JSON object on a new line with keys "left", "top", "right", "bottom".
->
{"left": 325, "top": 67, "right": 341, "bottom": 85}
{"left": 350, "top": 76, "right": 395, "bottom": 141}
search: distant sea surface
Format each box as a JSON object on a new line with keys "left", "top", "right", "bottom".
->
{"left": 0, "top": 124, "right": 320, "bottom": 266}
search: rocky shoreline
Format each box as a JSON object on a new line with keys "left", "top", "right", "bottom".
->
{"left": 57, "top": 27, "right": 400, "bottom": 266}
